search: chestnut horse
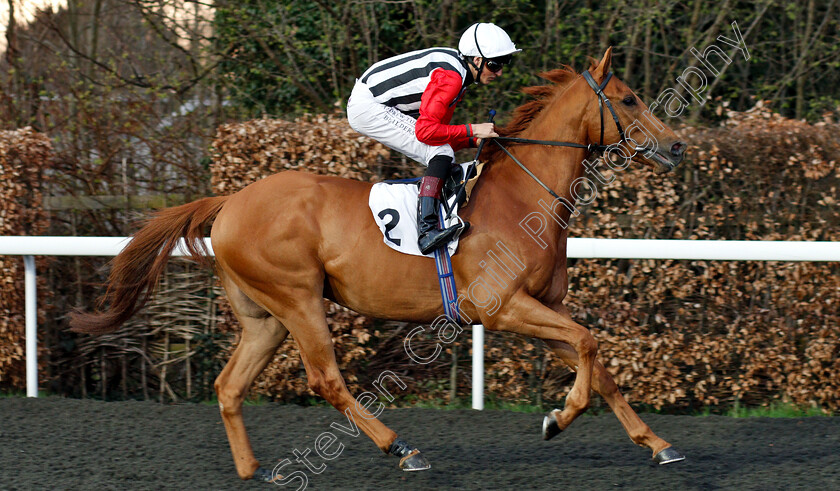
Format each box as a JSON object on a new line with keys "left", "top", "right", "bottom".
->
{"left": 71, "top": 48, "right": 687, "bottom": 481}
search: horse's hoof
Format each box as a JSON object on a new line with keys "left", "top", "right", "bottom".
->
{"left": 252, "top": 466, "right": 277, "bottom": 482}
{"left": 653, "top": 447, "right": 686, "bottom": 465}
{"left": 542, "top": 409, "right": 562, "bottom": 440}
{"left": 390, "top": 437, "right": 431, "bottom": 472}
{"left": 399, "top": 449, "right": 431, "bottom": 472}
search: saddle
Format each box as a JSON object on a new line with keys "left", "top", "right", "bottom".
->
{"left": 441, "top": 162, "right": 476, "bottom": 211}
{"left": 368, "top": 161, "right": 484, "bottom": 258}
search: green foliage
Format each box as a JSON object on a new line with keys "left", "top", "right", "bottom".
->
{"left": 200, "top": 393, "right": 273, "bottom": 406}
{"left": 392, "top": 395, "right": 548, "bottom": 413}
{"left": 700, "top": 402, "right": 831, "bottom": 418}
{"left": 213, "top": 0, "right": 840, "bottom": 123}
{"left": 213, "top": 0, "right": 418, "bottom": 116}
{"left": 386, "top": 398, "right": 832, "bottom": 417}
{"left": 0, "top": 390, "right": 49, "bottom": 398}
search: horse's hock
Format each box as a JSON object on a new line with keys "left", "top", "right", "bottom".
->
{"left": 0, "top": 128, "right": 53, "bottom": 391}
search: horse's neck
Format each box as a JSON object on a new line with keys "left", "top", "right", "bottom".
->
{"left": 462, "top": 86, "right": 590, "bottom": 266}
{"left": 522, "top": 88, "right": 589, "bottom": 146}
{"left": 481, "top": 88, "right": 590, "bottom": 212}
{"left": 519, "top": 86, "right": 590, "bottom": 175}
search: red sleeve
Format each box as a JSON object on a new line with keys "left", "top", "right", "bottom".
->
{"left": 415, "top": 68, "right": 475, "bottom": 151}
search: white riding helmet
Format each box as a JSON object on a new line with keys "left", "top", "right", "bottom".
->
{"left": 458, "top": 23, "right": 521, "bottom": 59}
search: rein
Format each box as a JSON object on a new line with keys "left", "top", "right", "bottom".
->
{"left": 448, "top": 70, "right": 626, "bottom": 214}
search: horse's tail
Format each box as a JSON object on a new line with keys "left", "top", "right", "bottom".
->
{"left": 69, "top": 196, "right": 229, "bottom": 335}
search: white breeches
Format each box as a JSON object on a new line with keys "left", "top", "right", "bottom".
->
{"left": 347, "top": 81, "right": 454, "bottom": 166}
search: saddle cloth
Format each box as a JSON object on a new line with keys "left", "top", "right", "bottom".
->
{"left": 369, "top": 163, "right": 473, "bottom": 258}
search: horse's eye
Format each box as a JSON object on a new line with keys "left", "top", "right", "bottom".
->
{"left": 622, "top": 95, "right": 637, "bottom": 106}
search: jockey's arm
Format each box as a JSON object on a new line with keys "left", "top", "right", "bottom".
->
{"left": 416, "top": 69, "right": 491, "bottom": 152}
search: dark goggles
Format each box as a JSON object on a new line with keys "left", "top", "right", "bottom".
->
{"left": 485, "top": 54, "right": 512, "bottom": 73}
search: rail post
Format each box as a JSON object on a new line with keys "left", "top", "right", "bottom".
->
{"left": 24, "top": 255, "right": 37, "bottom": 397}
{"left": 472, "top": 324, "right": 484, "bottom": 410}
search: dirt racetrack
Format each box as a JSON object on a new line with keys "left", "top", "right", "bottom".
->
{"left": 1, "top": 397, "right": 838, "bottom": 490}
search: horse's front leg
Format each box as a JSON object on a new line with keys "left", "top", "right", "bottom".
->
{"left": 539, "top": 306, "right": 685, "bottom": 464}
{"left": 486, "top": 293, "right": 598, "bottom": 431}
{"left": 545, "top": 339, "right": 685, "bottom": 463}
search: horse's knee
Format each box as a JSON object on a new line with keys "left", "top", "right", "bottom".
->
{"left": 214, "top": 378, "right": 245, "bottom": 415}
{"left": 596, "top": 371, "right": 620, "bottom": 399}
{"left": 307, "top": 376, "right": 323, "bottom": 396}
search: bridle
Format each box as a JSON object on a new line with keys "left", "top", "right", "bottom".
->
{"left": 450, "top": 70, "right": 629, "bottom": 209}
{"left": 581, "top": 70, "right": 626, "bottom": 151}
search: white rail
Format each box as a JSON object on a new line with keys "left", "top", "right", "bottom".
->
{"left": 2, "top": 237, "right": 839, "bottom": 405}
{"left": 566, "top": 238, "right": 840, "bottom": 262}
{"left": 0, "top": 236, "right": 211, "bottom": 256}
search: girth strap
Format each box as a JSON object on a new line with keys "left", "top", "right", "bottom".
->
{"left": 433, "top": 202, "right": 463, "bottom": 324}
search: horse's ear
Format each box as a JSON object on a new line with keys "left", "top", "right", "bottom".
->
{"left": 592, "top": 47, "right": 613, "bottom": 81}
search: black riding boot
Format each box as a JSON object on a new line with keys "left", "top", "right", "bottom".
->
{"left": 417, "top": 196, "right": 468, "bottom": 254}
{"left": 417, "top": 155, "right": 469, "bottom": 255}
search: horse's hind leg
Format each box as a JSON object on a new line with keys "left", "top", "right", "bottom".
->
{"left": 267, "top": 295, "right": 430, "bottom": 471}
{"left": 215, "top": 278, "right": 290, "bottom": 481}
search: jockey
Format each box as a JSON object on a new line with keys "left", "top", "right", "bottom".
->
{"left": 348, "top": 23, "right": 520, "bottom": 255}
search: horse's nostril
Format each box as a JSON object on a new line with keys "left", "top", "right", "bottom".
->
{"left": 671, "top": 141, "right": 686, "bottom": 157}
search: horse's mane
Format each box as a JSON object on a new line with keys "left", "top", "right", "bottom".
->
{"left": 482, "top": 64, "right": 584, "bottom": 163}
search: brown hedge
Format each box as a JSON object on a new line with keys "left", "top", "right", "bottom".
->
{"left": 0, "top": 128, "right": 52, "bottom": 390}
{"left": 211, "top": 114, "right": 389, "bottom": 193}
